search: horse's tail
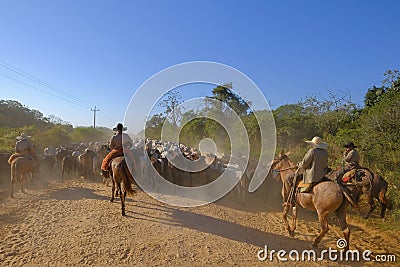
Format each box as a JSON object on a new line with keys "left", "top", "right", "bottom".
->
{"left": 122, "top": 160, "right": 135, "bottom": 197}
{"left": 339, "top": 184, "right": 359, "bottom": 209}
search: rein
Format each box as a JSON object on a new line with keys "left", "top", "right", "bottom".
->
{"left": 276, "top": 166, "right": 298, "bottom": 172}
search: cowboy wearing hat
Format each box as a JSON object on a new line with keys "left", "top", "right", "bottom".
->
{"left": 101, "top": 123, "right": 134, "bottom": 178}
{"left": 286, "top": 136, "right": 329, "bottom": 200}
{"left": 8, "top": 133, "right": 36, "bottom": 164}
{"left": 343, "top": 142, "right": 360, "bottom": 170}
{"left": 334, "top": 141, "right": 361, "bottom": 183}
{"left": 15, "top": 133, "right": 35, "bottom": 154}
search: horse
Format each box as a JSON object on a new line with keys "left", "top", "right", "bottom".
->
{"left": 270, "top": 152, "right": 353, "bottom": 250}
{"left": 109, "top": 156, "right": 136, "bottom": 216}
{"left": 9, "top": 152, "right": 39, "bottom": 198}
{"left": 326, "top": 167, "right": 392, "bottom": 219}
{"left": 270, "top": 151, "right": 297, "bottom": 201}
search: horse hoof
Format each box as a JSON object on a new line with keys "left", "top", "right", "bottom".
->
{"left": 122, "top": 211, "right": 126, "bottom": 216}
{"left": 110, "top": 199, "right": 114, "bottom": 203}
{"left": 289, "top": 231, "right": 295, "bottom": 237}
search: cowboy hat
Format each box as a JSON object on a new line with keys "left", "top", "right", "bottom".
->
{"left": 305, "top": 136, "right": 328, "bottom": 150}
{"left": 16, "top": 133, "right": 31, "bottom": 140}
{"left": 112, "top": 123, "right": 127, "bottom": 131}
{"left": 343, "top": 142, "right": 357, "bottom": 148}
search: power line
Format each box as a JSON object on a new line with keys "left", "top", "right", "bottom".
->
{"left": 0, "top": 58, "right": 117, "bottom": 127}
{"left": 0, "top": 58, "right": 86, "bottom": 105}
{"left": 0, "top": 72, "right": 89, "bottom": 109}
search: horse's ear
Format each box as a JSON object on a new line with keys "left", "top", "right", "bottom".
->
{"left": 286, "top": 151, "right": 291, "bottom": 156}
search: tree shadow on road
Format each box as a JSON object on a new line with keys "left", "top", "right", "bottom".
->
{"left": 50, "top": 187, "right": 109, "bottom": 201}
{"left": 169, "top": 208, "right": 309, "bottom": 249}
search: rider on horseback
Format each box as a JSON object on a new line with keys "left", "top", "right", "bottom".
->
{"left": 8, "top": 133, "right": 35, "bottom": 164}
{"left": 284, "top": 136, "right": 329, "bottom": 205}
{"left": 101, "top": 123, "right": 135, "bottom": 178}
{"left": 298, "top": 136, "right": 329, "bottom": 193}
{"left": 16, "top": 133, "right": 34, "bottom": 153}
{"left": 335, "top": 142, "right": 360, "bottom": 183}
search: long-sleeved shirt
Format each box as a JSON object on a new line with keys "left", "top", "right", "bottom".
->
{"left": 299, "top": 147, "right": 328, "bottom": 184}
{"left": 15, "top": 139, "right": 34, "bottom": 153}
{"left": 110, "top": 132, "right": 133, "bottom": 150}
{"left": 343, "top": 149, "right": 360, "bottom": 169}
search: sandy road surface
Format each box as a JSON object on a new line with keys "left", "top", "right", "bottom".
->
{"left": 0, "top": 175, "right": 399, "bottom": 266}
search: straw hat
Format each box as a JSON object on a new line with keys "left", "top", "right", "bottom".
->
{"left": 16, "top": 133, "right": 31, "bottom": 140}
{"left": 305, "top": 136, "right": 328, "bottom": 150}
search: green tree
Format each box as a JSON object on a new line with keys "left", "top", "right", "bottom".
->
{"left": 209, "top": 83, "right": 250, "bottom": 117}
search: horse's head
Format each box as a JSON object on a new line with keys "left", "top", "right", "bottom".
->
{"left": 271, "top": 153, "right": 292, "bottom": 171}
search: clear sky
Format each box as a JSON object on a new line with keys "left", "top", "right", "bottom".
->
{"left": 1, "top": 0, "right": 399, "bottom": 130}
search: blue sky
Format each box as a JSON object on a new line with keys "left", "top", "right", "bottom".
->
{"left": 1, "top": 1, "right": 399, "bottom": 130}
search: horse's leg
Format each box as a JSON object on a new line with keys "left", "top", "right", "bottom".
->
{"left": 378, "top": 195, "right": 387, "bottom": 219}
{"left": 290, "top": 206, "right": 298, "bottom": 236}
{"left": 313, "top": 211, "right": 329, "bottom": 248}
{"left": 117, "top": 181, "right": 125, "bottom": 216}
{"left": 282, "top": 204, "right": 292, "bottom": 236}
{"left": 334, "top": 201, "right": 350, "bottom": 251}
{"left": 10, "top": 178, "right": 15, "bottom": 198}
{"left": 110, "top": 178, "right": 115, "bottom": 202}
{"left": 20, "top": 174, "right": 26, "bottom": 193}
{"left": 363, "top": 193, "right": 375, "bottom": 219}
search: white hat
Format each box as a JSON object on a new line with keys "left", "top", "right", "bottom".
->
{"left": 305, "top": 136, "right": 328, "bottom": 150}
{"left": 16, "top": 133, "right": 31, "bottom": 140}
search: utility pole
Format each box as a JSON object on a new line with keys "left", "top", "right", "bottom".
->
{"left": 91, "top": 106, "right": 99, "bottom": 129}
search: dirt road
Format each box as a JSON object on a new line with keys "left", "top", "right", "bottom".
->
{"left": 0, "top": 176, "right": 398, "bottom": 266}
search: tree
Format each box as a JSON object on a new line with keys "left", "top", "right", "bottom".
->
{"left": 209, "top": 83, "right": 250, "bottom": 117}
{"left": 364, "top": 86, "right": 385, "bottom": 108}
{"left": 159, "top": 90, "right": 182, "bottom": 128}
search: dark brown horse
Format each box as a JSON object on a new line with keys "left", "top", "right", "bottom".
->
{"left": 9, "top": 153, "right": 39, "bottom": 198}
{"left": 326, "top": 167, "right": 392, "bottom": 219}
{"left": 271, "top": 153, "right": 352, "bottom": 250}
{"left": 109, "top": 156, "right": 136, "bottom": 216}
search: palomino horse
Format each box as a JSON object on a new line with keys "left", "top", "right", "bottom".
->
{"left": 326, "top": 167, "right": 392, "bottom": 219}
{"left": 109, "top": 156, "right": 136, "bottom": 216}
{"left": 271, "top": 153, "right": 352, "bottom": 250}
{"left": 9, "top": 152, "right": 39, "bottom": 198}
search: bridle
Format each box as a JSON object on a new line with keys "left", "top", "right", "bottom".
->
{"left": 271, "top": 156, "right": 298, "bottom": 172}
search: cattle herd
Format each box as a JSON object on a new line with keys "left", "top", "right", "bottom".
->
{"left": 0, "top": 139, "right": 269, "bottom": 204}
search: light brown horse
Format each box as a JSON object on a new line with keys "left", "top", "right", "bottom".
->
{"left": 109, "top": 156, "right": 136, "bottom": 216}
{"left": 9, "top": 153, "right": 39, "bottom": 198}
{"left": 271, "top": 153, "right": 352, "bottom": 250}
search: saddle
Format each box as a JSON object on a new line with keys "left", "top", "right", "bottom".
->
{"left": 295, "top": 176, "right": 331, "bottom": 193}
{"left": 342, "top": 168, "right": 369, "bottom": 183}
